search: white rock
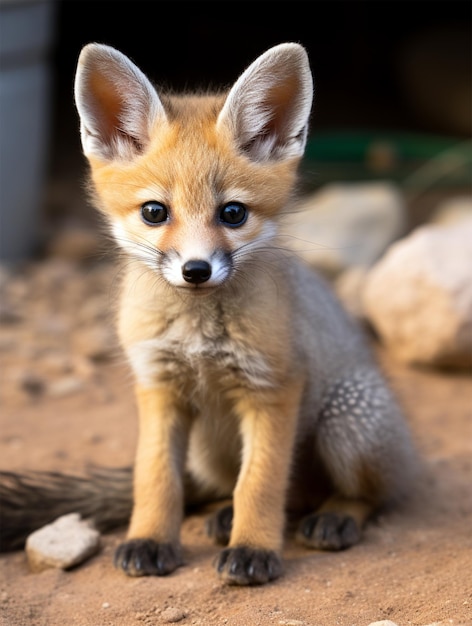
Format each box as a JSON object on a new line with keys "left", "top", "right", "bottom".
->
{"left": 282, "top": 182, "right": 405, "bottom": 278}
{"left": 363, "top": 218, "right": 472, "bottom": 368}
{"left": 430, "top": 195, "right": 472, "bottom": 226}
{"left": 26, "top": 513, "right": 100, "bottom": 573}
{"left": 367, "top": 622, "right": 399, "bottom": 626}
{"left": 335, "top": 266, "right": 370, "bottom": 319}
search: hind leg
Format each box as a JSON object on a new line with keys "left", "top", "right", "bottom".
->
{"left": 206, "top": 504, "right": 233, "bottom": 545}
{"left": 296, "top": 371, "right": 414, "bottom": 551}
{"left": 296, "top": 495, "right": 372, "bottom": 550}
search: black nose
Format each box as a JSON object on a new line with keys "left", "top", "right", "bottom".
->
{"left": 182, "top": 259, "right": 212, "bottom": 284}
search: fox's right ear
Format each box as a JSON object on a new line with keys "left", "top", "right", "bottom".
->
{"left": 74, "top": 43, "right": 167, "bottom": 162}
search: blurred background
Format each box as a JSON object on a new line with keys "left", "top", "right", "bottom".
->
{"left": 0, "top": 0, "right": 471, "bottom": 260}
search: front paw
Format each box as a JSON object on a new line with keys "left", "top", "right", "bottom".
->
{"left": 114, "top": 539, "right": 182, "bottom": 576}
{"left": 215, "top": 546, "right": 282, "bottom": 585}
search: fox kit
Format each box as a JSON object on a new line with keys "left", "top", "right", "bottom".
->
{"left": 0, "top": 43, "right": 415, "bottom": 585}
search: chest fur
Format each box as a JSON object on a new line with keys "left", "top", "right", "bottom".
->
{"left": 126, "top": 306, "right": 274, "bottom": 397}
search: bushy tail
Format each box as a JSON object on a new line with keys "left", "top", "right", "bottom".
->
{"left": 0, "top": 467, "right": 133, "bottom": 551}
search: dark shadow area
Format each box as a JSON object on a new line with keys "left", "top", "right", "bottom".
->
{"left": 2, "top": 1, "right": 470, "bottom": 256}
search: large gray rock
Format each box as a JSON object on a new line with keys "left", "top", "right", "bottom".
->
{"left": 282, "top": 182, "right": 406, "bottom": 278}
{"left": 26, "top": 513, "right": 100, "bottom": 572}
{"left": 363, "top": 218, "right": 472, "bottom": 368}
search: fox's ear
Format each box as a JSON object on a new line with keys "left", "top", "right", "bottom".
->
{"left": 74, "top": 43, "right": 167, "bottom": 162}
{"left": 217, "top": 43, "right": 313, "bottom": 162}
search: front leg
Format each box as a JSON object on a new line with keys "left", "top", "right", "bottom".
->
{"left": 216, "top": 380, "right": 303, "bottom": 585}
{"left": 114, "top": 385, "right": 189, "bottom": 577}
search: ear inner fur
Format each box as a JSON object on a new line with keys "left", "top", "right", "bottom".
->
{"left": 74, "top": 43, "right": 167, "bottom": 161}
{"left": 217, "top": 43, "right": 313, "bottom": 162}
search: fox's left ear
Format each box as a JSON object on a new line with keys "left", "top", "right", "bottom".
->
{"left": 217, "top": 43, "right": 313, "bottom": 162}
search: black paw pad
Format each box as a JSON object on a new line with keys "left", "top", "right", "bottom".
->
{"left": 296, "top": 512, "right": 361, "bottom": 551}
{"left": 215, "top": 546, "right": 282, "bottom": 585}
{"left": 114, "top": 539, "right": 182, "bottom": 576}
{"left": 205, "top": 505, "right": 233, "bottom": 545}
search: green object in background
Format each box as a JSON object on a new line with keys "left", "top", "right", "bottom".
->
{"left": 301, "top": 131, "right": 472, "bottom": 191}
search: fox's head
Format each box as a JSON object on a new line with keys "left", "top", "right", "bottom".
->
{"left": 74, "top": 43, "right": 313, "bottom": 292}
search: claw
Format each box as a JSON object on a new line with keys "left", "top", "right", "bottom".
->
{"left": 114, "top": 539, "right": 182, "bottom": 576}
{"left": 216, "top": 546, "right": 282, "bottom": 585}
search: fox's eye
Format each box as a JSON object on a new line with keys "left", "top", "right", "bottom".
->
{"left": 141, "top": 201, "right": 168, "bottom": 225}
{"left": 219, "top": 202, "right": 248, "bottom": 227}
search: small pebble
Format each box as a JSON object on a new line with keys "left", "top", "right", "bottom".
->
{"left": 160, "top": 607, "right": 186, "bottom": 623}
{"left": 47, "top": 376, "right": 84, "bottom": 398}
{"left": 0, "top": 304, "right": 22, "bottom": 324}
{"left": 20, "top": 373, "right": 46, "bottom": 396}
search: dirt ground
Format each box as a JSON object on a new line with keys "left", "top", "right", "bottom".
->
{"left": 0, "top": 257, "right": 471, "bottom": 626}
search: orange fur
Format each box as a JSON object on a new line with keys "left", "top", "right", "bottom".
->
{"left": 72, "top": 42, "right": 416, "bottom": 585}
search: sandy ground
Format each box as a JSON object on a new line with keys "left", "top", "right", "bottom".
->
{"left": 0, "top": 258, "right": 471, "bottom": 626}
